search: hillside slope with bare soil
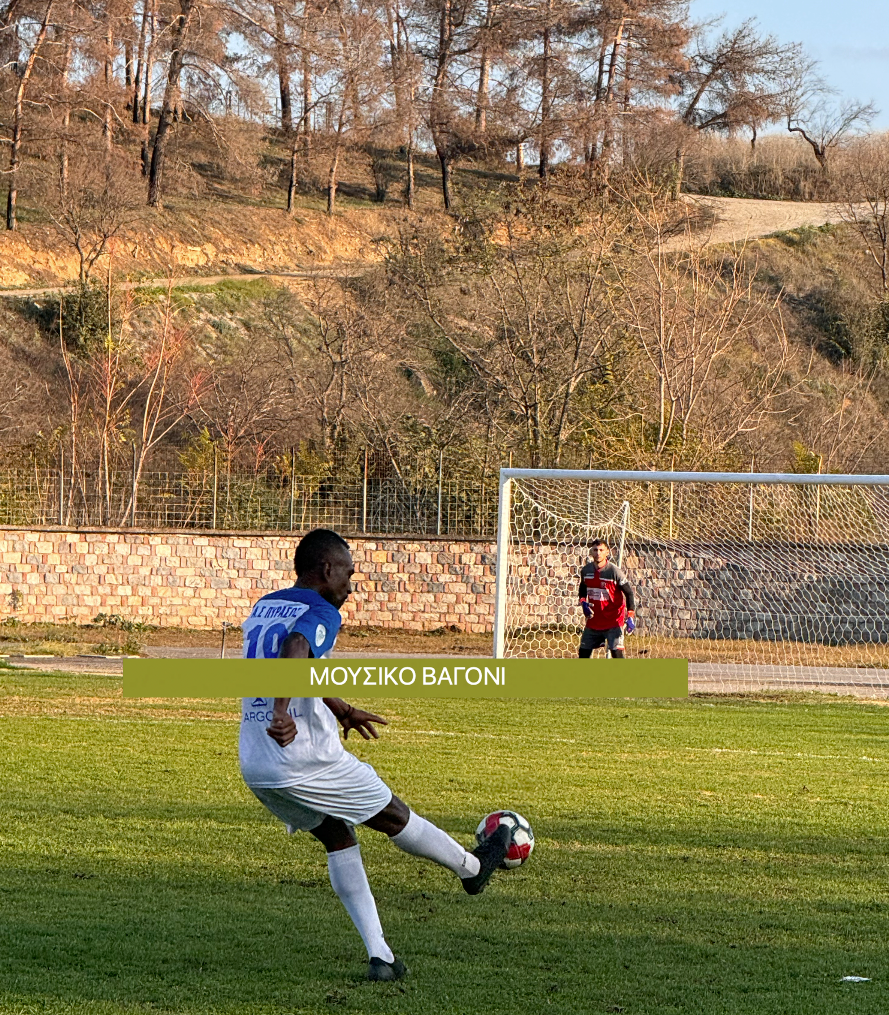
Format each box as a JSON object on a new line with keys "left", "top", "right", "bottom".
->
{"left": 0, "top": 194, "right": 854, "bottom": 292}
{"left": 0, "top": 201, "right": 400, "bottom": 288}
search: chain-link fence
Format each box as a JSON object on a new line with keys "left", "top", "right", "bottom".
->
{"left": 0, "top": 468, "right": 498, "bottom": 536}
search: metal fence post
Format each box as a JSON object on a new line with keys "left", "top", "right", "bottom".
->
{"left": 815, "top": 455, "right": 823, "bottom": 539}
{"left": 289, "top": 447, "right": 296, "bottom": 531}
{"left": 131, "top": 443, "right": 137, "bottom": 526}
{"left": 58, "top": 448, "right": 64, "bottom": 525}
{"left": 212, "top": 446, "right": 218, "bottom": 529}
{"left": 669, "top": 455, "right": 675, "bottom": 540}
{"left": 362, "top": 448, "right": 368, "bottom": 533}
{"left": 747, "top": 456, "right": 755, "bottom": 541}
{"left": 436, "top": 450, "right": 443, "bottom": 536}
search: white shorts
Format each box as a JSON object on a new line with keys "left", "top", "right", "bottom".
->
{"left": 250, "top": 751, "right": 393, "bottom": 832}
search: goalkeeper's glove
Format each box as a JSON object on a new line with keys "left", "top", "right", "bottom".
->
{"left": 625, "top": 611, "right": 636, "bottom": 634}
{"left": 580, "top": 600, "right": 592, "bottom": 619}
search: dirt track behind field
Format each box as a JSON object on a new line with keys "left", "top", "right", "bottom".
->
{"left": 0, "top": 198, "right": 856, "bottom": 300}
{"left": 672, "top": 195, "right": 850, "bottom": 248}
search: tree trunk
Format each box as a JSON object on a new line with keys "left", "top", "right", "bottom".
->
{"left": 103, "top": 22, "right": 114, "bottom": 153}
{"left": 474, "top": 0, "right": 494, "bottom": 131}
{"left": 147, "top": 0, "right": 197, "bottom": 207}
{"left": 273, "top": 4, "right": 292, "bottom": 131}
{"left": 430, "top": 0, "right": 455, "bottom": 209}
{"left": 300, "top": 15, "right": 312, "bottom": 158}
{"left": 279, "top": 77, "right": 292, "bottom": 131}
{"left": 538, "top": 16, "right": 551, "bottom": 179}
{"left": 6, "top": 0, "right": 54, "bottom": 230}
{"left": 57, "top": 0, "right": 73, "bottom": 196}
{"left": 787, "top": 123, "right": 829, "bottom": 171}
{"left": 326, "top": 98, "right": 346, "bottom": 216}
{"left": 671, "top": 148, "right": 685, "bottom": 200}
{"left": 405, "top": 137, "right": 414, "bottom": 209}
{"left": 140, "top": 0, "right": 157, "bottom": 175}
{"left": 287, "top": 134, "right": 298, "bottom": 213}
{"left": 132, "top": 0, "right": 149, "bottom": 123}
{"left": 475, "top": 48, "right": 489, "bottom": 132}
{"left": 599, "top": 16, "right": 626, "bottom": 160}
{"left": 326, "top": 149, "right": 340, "bottom": 214}
{"left": 439, "top": 151, "right": 452, "bottom": 210}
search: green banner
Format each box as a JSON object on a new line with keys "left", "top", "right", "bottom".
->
{"left": 123, "top": 658, "right": 688, "bottom": 698}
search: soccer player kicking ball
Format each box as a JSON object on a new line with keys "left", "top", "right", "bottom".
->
{"left": 239, "top": 528, "right": 510, "bottom": 982}
{"left": 578, "top": 537, "right": 637, "bottom": 659}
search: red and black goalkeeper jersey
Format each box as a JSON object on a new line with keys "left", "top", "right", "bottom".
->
{"left": 578, "top": 562, "right": 636, "bottom": 630}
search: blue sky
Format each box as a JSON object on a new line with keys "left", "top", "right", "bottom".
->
{"left": 691, "top": 0, "right": 889, "bottom": 128}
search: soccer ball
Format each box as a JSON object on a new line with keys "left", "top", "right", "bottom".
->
{"left": 475, "top": 810, "right": 535, "bottom": 869}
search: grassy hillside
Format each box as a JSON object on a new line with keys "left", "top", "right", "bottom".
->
{"left": 0, "top": 165, "right": 886, "bottom": 483}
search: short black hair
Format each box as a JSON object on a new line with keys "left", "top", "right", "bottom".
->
{"left": 294, "top": 529, "right": 350, "bottom": 576}
{"left": 591, "top": 537, "right": 609, "bottom": 548}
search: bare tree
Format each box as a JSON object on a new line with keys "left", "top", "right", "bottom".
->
{"left": 389, "top": 201, "right": 625, "bottom": 465}
{"left": 837, "top": 134, "right": 889, "bottom": 293}
{"left": 611, "top": 193, "right": 798, "bottom": 464}
{"left": 147, "top": 0, "right": 200, "bottom": 207}
{"left": 48, "top": 150, "right": 139, "bottom": 283}
{"left": 4, "top": 0, "right": 55, "bottom": 229}
{"left": 780, "top": 56, "right": 876, "bottom": 171}
{"left": 122, "top": 289, "right": 206, "bottom": 522}
{"left": 788, "top": 99, "right": 876, "bottom": 171}
{"left": 672, "top": 18, "right": 796, "bottom": 196}
{"left": 679, "top": 20, "right": 793, "bottom": 133}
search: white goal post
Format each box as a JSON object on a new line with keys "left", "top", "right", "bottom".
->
{"left": 493, "top": 469, "right": 889, "bottom": 693}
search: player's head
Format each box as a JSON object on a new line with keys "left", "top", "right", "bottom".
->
{"left": 294, "top": 529, "right": 353, "bottom": 608}
{"left": 590, "top": 538, "right": 610, "bottom": 566}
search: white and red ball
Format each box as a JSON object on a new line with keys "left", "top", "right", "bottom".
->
{"left": 475, "top": 810, "right": 535, "bottom": 869}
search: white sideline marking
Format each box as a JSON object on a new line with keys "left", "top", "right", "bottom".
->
{"left": 685, "top": 747, "right": 887, "bottom": 764}
{"left": 400, "top": 728, "right": 577, "bottom": 744}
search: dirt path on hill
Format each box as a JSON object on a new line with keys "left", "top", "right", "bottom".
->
{"left": 0, "top": 198, "right": 855, "bottom": 299}
{"left": 0, "top": 265, "right": 363, "bottom": 300}
{"left": 675, "top": 195, "right": 850, "bottom": 247}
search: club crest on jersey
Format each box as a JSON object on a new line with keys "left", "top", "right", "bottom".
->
{"left": 315, "top": 624, "right": 326, "bottom": 647}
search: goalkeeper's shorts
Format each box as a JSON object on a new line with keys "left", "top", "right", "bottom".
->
{"left": 579, "top": 626, "right": 625, "bottom": 654}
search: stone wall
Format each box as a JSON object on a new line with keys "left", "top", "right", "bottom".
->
{"left": 0, "top": 527, "right": 497, "bottom": 632}
{"left": 3, "top": 526, "right": 885, "bottom": 644}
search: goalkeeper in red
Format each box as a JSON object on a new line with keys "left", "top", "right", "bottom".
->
{"left": 578, "top": 537, "right": 637, "bottom": 659}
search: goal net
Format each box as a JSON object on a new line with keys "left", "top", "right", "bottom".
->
{"left": 493, "top": 469, "right": 889, "bottom": 695}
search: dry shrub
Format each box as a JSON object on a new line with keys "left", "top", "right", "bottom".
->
{"left": 683, "top": 133, "right": 834, "bottom": 201}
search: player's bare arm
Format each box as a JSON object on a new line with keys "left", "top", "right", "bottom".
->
{"left": 265, "top": 630, "right": 312, "bottom": 746}
{"left": 324, "top": 697, "right": 389, "bottom": 740}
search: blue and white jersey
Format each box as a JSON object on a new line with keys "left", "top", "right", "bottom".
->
{"left": 241, "top": 586, "right": 341, "bottom": 659}
{"left": 239, "top": 587, "right": 344, "bottom": 788}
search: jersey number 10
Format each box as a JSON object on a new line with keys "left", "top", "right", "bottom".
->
{"left": 244, "top": 623, "right": 289, "bottom": 659}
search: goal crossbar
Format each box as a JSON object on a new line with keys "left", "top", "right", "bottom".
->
{"left": 499, "top": 469, "right": 889, "bottom": 486}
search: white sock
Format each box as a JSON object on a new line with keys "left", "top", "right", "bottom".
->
{"left": 389, "top": 811, "right": 481, "bottom": 879}
{"left": 327, "top": 845, "right": 394, "bottom": 963}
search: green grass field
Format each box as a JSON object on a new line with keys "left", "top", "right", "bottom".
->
{"left": 2, "top": 666, "right": 888, "bottom": 1014}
